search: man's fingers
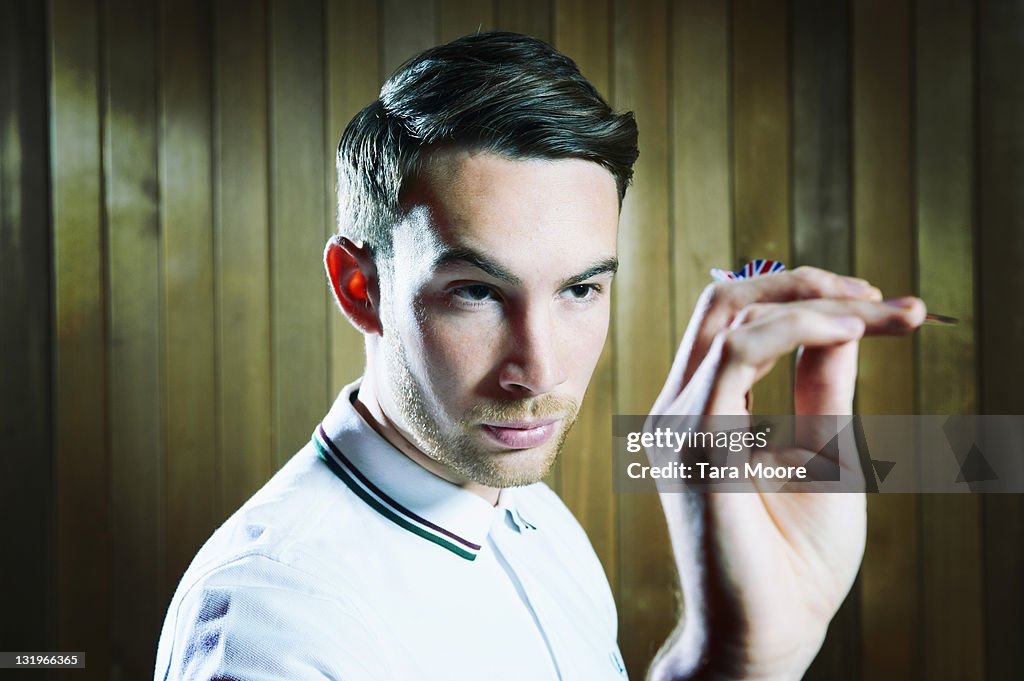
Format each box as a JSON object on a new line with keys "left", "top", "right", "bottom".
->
{"left": 706, "top": 308, "right": 866, "bottom": 414}
{"left": 725, "top": 307, "right": 865, "bottom": 368}
{"left": 722, "top": 266, "right": 882, "bottom": 307}
{"left": 739, "top": 297, "right": 926, "bottom": 335}
{"left": 678, "top": 267, "right": 883, "bottom": 392}
{"left": 794, "top": 341, "right": 864, "bottom": 474}
{"left": 795, "top": 341, "right": 859, "bottom": 416}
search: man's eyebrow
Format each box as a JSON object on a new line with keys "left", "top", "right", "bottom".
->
{"left": 558, "top": 258, "right": 619, "bottom": 288}
{"left": 432, "top": 248, "right": 618, "bottom": 289}
{"left": 433, "top": 247, "right": 522, "bottom": 285}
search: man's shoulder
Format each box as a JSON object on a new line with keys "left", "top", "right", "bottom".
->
{"left": 155, "top": 548, "right": 390, "bottom": 680}
{"left": 155, "top": 442, "right": 395, "bottom": 679}
{"left": 176, "top": 441, "right": 377, "bottom": 594}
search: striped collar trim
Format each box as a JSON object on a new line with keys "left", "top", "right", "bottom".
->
{"left": 313, "top": 426, "right": 484, "bottom": 561}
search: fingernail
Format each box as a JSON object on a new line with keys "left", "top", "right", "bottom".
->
{"left": 843, "top": 278, "right": 874, "bottom": 294}
{"left": 884, "top": 296, "right": 918, "bottom": 309}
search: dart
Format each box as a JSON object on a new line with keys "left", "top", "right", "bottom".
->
{"left": 924, "top": 313, "right": 959, "bottom": 325}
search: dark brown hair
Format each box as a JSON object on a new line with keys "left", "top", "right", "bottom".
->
{"left": 335, "top": 31, "right": 639, "bottom": 259}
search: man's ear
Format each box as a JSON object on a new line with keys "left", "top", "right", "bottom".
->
{"left": 325, "top": 236, "right": 382, "bottom": 336}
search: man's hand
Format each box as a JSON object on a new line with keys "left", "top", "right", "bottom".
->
{"left": 646, "top": 267, "right": 925, "bottom": 681}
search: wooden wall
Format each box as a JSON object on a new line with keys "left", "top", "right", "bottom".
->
{"left": 1, "top": 0, "right": 1022, "bottom": 678}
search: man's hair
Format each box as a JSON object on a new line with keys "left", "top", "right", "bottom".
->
{"left": 335, "top": 31, "right": 639, "bottom": 260}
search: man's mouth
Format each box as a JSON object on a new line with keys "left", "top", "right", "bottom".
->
{"left": 480, "top": 419, "right": 560, "bottom": 449}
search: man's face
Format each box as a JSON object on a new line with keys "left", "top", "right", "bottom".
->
{"left": 373, "top": 149, "right": 619, "bottom": 488}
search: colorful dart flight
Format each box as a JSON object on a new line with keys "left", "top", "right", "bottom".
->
{"left": 710, "top": 259, "right": 786, "bottom": 282}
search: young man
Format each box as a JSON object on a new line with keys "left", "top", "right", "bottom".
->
{"left": 155, "top": 32, "right": 924, "bottom": 680}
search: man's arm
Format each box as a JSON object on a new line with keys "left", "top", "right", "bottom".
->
{"left": 644, "top": 268, "right": 924, "bottom": 681}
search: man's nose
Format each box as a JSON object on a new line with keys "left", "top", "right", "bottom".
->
{"left": 497, "top": 305, "right": 567, "bottom": 396}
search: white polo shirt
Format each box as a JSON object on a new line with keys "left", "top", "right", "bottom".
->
{"left": 155, "top": 381, "right": 629, "bottom": 680}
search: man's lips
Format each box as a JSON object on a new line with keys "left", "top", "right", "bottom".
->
{"left": 480, "top": 419, "right": 560, "bottom": 449}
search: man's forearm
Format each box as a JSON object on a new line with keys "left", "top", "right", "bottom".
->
{"left": 648, "top": 491, "right": 832, "bottom": 681}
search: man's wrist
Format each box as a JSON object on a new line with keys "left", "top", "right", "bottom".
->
{"left": 646, "top": 616, "right": 824, "bottom": 681}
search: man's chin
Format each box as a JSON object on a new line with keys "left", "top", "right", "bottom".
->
{"left": 446, "top": 439, "right": 562, "bottom": 488}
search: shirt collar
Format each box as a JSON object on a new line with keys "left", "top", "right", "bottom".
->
{"left": 314, "top": 380, "right": 536, "bottom": 562}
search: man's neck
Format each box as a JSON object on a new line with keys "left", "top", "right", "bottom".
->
{"left": 352, "top": 375, "right": 502, "bottom": 507}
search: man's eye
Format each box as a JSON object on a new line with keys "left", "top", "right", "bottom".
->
{"left": 451, "top": 284, "right": 495, "bottom": 302}
{"left": 564, "top": 284, "right": 601, "bottom": 300}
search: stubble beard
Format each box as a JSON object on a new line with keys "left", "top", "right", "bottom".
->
{"left": 383, "top": 330, "right": 579, "bottom": 488}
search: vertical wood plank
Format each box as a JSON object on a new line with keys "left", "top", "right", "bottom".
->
{"left": 979, "top": 0, "right": 1024, "bottom": 678}
{"left": 495, "top": 0, "right": 551, "bottom": 41}
{"left": 852, "top": 1, "right": 920, "bottom": 679}
{"left": 789, "top": 2, "right": 860, "bottom": 679}
{"left": 214, "top": 0, "right": 274, "bottom": 513}
{"left": 791, "top": 0, "right": 857, "bottom": 676}
{"left": 553, "top": 0, "right": 616, "bottom": 597}
{"left": 439, "top": 0, "right": 494, "bottom": 42}
{"left": 731, "top": 0, "right": 791, "bottom": 415}
{"left": 0, "top": 0, "right": 54, "bottom": 659}
{"left": 555, "top": 0, "right": 610, "bottom": 95}
{"left": 103, "top": 0, "right": 164, "bottom": 676}
{"left": 916, "top": 4, "right": 985, "bottom": 680}
{"left": 326, "top": 0, "right": 380, "bottom": 398}
{"left": 212, "top": 0, "right": 274, "bottom": 509}
{"left": 852, "top": 0, "right": 916, "bottom": 410}
{"left": 382, "top": 0, "right": 437, "bottom": 80}
{"left": 612, "top": 0, "right": 675, "bottom": 677}
{"left": 269, "top": 0, "right": 330, "bottom": 466}
{"left": 671, "top": 0, "right": 731, "bottom": 345}
{"left": 160, "top": 0, "right": 218, "bottom": 600}
{"left": 49, "top": 1, "right": 112, "bottom": 675}
{"left": 791, "top": 0, "right": 852, "bottom": 276}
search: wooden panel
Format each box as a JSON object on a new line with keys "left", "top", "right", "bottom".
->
{"left": 852, "top": 1, "right": 920, "bottom": 679}
{"left": 731, "top": 0, "right": 791, "bottom": 415}
{"left": 789, "top": 2, "right": 860, "bottom": 679}
{"left": 791, "top": 0, "right": 852, "bottom": 276}
{"left": 611, "top": 1, "right": 674, "bottom": 677}
{"left": 326, "top": 0, "right": 380, "bottom": 398}
{"left": 49, "top": 2, "right": 111, "bottom": 676}
{"left": 495, "top": 0, "right": 551, "bottom": 41}
{"left": 554, "top": 0, "right": 610, "bottom": 95}
{"left": 852, "top": 0, "right": 915, "bottom": 411}
{"left": 103, "top": 0, "right": 164, "bottom": 676}
{"left": 214, "top": 0, "right": 273, "bottom": 514}
{"left": 382, "top": 0, "right": 437, "bottom": 80}
{"left": 439, "top": 0, "right": 494, "bottom": 42}
{"left": 0, "top": 0, "right": 54, "bottom": 658}
{"left": 670, "top": 0, "right": 731, "bottom": 344}
{"left": 269, "top": 0, "right": 330, "bottom": 466}
{"left": 552, "top": 0, "right": 616, "bottom": 593}
{"left": 160, "top": 0, "right": 218, "bottom": 600}
{"left": 862, "top": 491, "right": 921, "bottom": 681}
{"left": 979, "top": 0, "right": 1024, "bottom": 678}
{"left": 916, "top": 3, "right": 985, "bottom": 680}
